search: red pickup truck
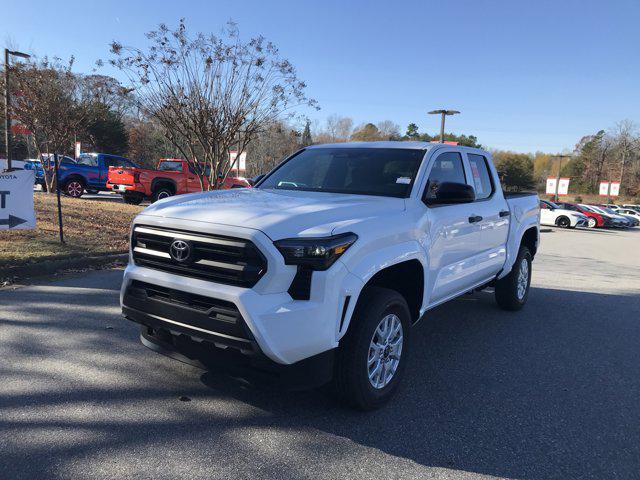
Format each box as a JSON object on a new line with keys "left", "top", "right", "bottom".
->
{"left": 107, "top": 158, "right": 251, "bottom": 204}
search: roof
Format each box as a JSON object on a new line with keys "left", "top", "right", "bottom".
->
{"left": 306, "top": 141, "right": 433, "bottom": 150}
{"left": 306, "top": 141, "right": 486, "bottom": 154}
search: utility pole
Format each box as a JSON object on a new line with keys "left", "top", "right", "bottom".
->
{"left": 553, "top": 154, "right": 571, "bottom": 202}
{"left": 3, "top": 49, "right": 30, "bottom": 171}
{"left": 428, "top": 109, "right": 460, "bottom": 143}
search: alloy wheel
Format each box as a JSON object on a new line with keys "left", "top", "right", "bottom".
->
{"left": 367, "top": 314, "right": 403, "bottom": 389}
{"left": 66, "top": 181, "right": 83, "bottom": 198}
{"left": 516, "top": 258, "right": 529, "bottom": 300}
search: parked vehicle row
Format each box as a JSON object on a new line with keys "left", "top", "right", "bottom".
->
{"left": 539, "top": 200, "right": 640, "bottom": 229}
{"left": 106, "top": 158, "right": 251, "bottom": 204}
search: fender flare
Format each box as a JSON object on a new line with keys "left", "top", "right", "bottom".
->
{"left": 337, "top": 240, "right": 428, "bottom": 339}
{"left": 151, "top": 177, "right": 177, "bottom": 194}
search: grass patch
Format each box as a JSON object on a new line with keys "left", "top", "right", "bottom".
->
{"left": 0, "top": 193, "right": 142, "bottom": 270}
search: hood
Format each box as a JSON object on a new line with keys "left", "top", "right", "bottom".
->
{"left": 139, "top": 187, "right": 406, "bottom": 239}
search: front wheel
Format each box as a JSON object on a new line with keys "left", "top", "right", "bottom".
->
{"left": 495, "top": 246, "right": 532, "bottom": 311}
{"left": 587, "top": 217, "right": 597, "bottom": 228}
{"left": 333, "top": 286, "right": 411, "bottom": 410}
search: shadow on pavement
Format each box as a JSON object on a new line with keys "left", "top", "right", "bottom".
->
{"left": 1, "top": 283, "right": 640, "bottom": 479}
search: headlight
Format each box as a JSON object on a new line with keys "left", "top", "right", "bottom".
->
{"left": 274, "top": 233, "right": 358, "bottom": 270}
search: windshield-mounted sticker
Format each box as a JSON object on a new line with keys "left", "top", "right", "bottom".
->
{"left": 396, "top": 177, "right": 411, "bottom": 184}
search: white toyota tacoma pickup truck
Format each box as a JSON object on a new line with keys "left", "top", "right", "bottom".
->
{"left": 121, "top": 142, "right": 539, "bottom": 409}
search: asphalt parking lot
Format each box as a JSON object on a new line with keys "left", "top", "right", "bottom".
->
{"left": 1, "top": 227, "right": 639, "bottom": 479}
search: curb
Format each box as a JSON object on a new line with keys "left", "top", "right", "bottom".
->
{"left": 2, "top": 253, "right": 129, "bottom": 282}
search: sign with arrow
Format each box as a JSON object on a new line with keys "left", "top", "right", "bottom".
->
{"left": 0, "top": 170, "right": 36, "bottom": 230}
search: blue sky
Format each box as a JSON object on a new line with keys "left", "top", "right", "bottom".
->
{"left": 4, "top": 0, "right": 639, "bottom": 152}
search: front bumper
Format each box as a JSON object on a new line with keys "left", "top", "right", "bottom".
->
{"left": 133, "top": 314, "right": 336, "bottom": 389}
{"left": 121, "top": 215, "right": 365, "bottom": 366}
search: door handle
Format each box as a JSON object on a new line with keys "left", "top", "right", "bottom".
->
{"left": 468, "top": 215, "right": 483, "bottom": 223}
{"left": 499, "top": 210, "right": 510, "bottom": 217}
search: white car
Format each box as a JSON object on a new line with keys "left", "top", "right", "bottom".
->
{"left": 120, "top": 142, "right": 539, "bottom": 409}
{"left": 539, "top": 200, "right": 588, "bottom": 228}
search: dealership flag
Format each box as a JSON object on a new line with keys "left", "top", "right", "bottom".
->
{"left": 557, "top": 178, "right": 570, "bottom": 196}
{"left": 609, "top": 182, "right": 620, "bottom": 197}
{"left": 599, "top": 182, "right": 610, "bottom": 196}
{"left": 545, "top": 178, "right": 557, "bottom": 195}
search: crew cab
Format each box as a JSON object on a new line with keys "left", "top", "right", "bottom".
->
{"left": 539, "top": 199, "right": 588, "bottom": 228}
{"left": 56, "top": 153, "right": 136, "bottom": 197}
{"left": 120, "top": 142, "right": 539, "bottom": 409}
{"left": 107, "top": 158, "right": 251, "bottom": 204}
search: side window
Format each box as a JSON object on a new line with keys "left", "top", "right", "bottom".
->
{"left": 467, "top": 154, "right": 494, "bottom": 200}
{"left": 77, "top": 155, "right": 98, "bottom": 167}
{"left": 105, "top": 157, "right": 130, "bottom": 168}
{"left": 540, "top": 201, "right": 550, "bottom": 210}
{"left": 423, "top": 152, "right": 466, "bottom": 202}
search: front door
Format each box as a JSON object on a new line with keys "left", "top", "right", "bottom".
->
{"left": 422, "top": 150, "right": 485, "bottom": 304}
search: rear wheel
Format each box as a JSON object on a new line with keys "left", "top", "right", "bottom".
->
{"left": 64, "top": 179, "right": 84, "bottom": 198}
{"left": 495, "top": 246, "right": 532, "bottom": 311}
{"left": 587, "top": 217, "right": 598, "bottom": 228}
{"left": 556, "top": 216, "right": 571, "bottom": 228}
{"left": 152, "top": 187, "right": 173, "bottom": 202}
{"left": 333, "top": 286, "right": 411, "bottom": 410}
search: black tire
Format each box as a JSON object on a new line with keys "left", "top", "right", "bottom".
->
{"left": 123, "top": 193, "right": 143, "bottom": 205}
{"left": 64, "top": 178, "right": 85, "bottom": 198}
{"left": 556, "top": 216, "right": 571, "bottom": 228}
{"left": 333, "top": 286, "right": 411, "bottom": 410}
{"left": 587, "top": 217, "right": 598, "bottom": 228}
{"left": 152, "top": 187, "right": 174, "bottom": 202}
{"left": 495, "top": 246, "right": 532, "bottom": 311}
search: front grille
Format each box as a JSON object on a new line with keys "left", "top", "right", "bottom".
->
{"left": 131, "top": 225, "right": 267, "bottom": 287}
{"left": 125, "top": 280, "right": 253, "bottom": 342}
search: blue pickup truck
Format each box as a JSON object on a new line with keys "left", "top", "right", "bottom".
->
{"left": 58, "top": 153, "right": 137, "bottom": 198}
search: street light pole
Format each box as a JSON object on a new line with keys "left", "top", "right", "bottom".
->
{"left": 428, "top": 109, "right": 460, "bottom": 143}
{"left": 3, "top": 48, "right": 31, "bottom": 171}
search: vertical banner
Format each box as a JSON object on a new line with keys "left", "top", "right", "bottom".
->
{"left": 546, "top": 178, "right": 558, "bottom": 195}
{"left": 0, "top": 170, "right": 36, "bottom": 230}
{"left": 229, "top": 151, "right": 247, "bottom": 174}
{"left": 599, "top": 182, "right": 610, "bottom": 196}
{"left": 557, "top": 178, "right": 570, "bottom": 196}
{"left": 609, "top": 182, "right": 620, "bottom": 197}
{"left": 75, "top": 141, "right": 82, "bottom": 159}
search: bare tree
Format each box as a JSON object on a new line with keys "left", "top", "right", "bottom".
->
{"left": 9, "top": 56, "right": 90, "bottom": 192}
{"left": 109, "top": 19, "right": 318, "bottom": 190}
{"left": 376, "top": 120, "right": 400, "bottom": 140}
{"left": 611, "top": 120, "right": 638, "bottom": 193}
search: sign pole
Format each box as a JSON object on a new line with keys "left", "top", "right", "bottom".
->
{"left": 54, "top": 153, "right": 64, "bottom": 243}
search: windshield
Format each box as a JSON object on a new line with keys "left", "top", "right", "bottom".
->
{"left": 158, "top": 161, "right": 183, "bottom": 172}
{"left": 258, "top": 148, "right": 426, "bottom": 198}
{"left": 590, "top": 206, "right": 607, "bottom": 214}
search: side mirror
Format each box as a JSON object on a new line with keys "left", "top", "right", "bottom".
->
{"left": 424, "top": 181, "right": 475, "bottom": 205}
{"left": 249, "top": 174, "right": 265, "bottom": 186}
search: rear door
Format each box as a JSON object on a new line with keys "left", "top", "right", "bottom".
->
{"left": 422, "top": 150, "right": 485, "bottom": 303}
{"left": 463, "top": 152, "right": 509, "bottom": 279}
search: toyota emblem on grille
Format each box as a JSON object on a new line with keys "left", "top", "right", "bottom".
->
{"left": 169, "top": 239, "right": 192, "bottom": 262}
